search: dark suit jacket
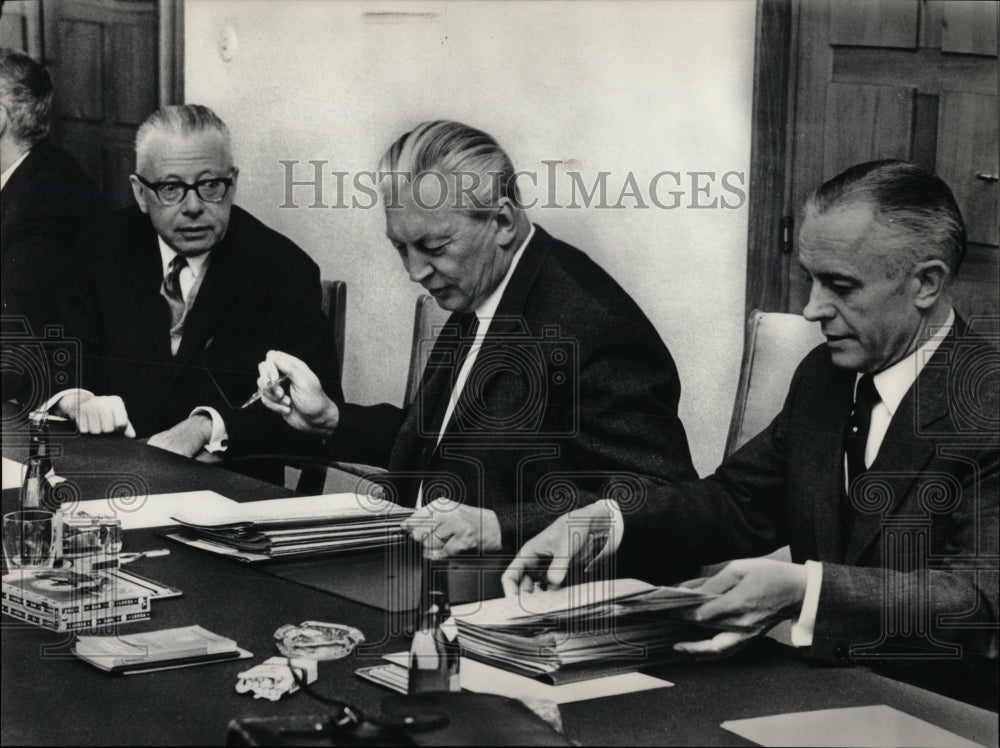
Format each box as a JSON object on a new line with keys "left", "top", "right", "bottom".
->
{"left": 331, "top": 225, "right": 697, "bottom": 548}
{"left": 1, "top": 141, "right": 106, "bottom": 402}
{"left": 59, "top": 205, "right": 343, "bottom": 457}
{"left": 620, "top": 321, "right": 999, "bottom": 700}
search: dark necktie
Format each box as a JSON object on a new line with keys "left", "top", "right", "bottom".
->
{"left": 842, "top": 373, "right": 880, "bottom": 530}
{"left": 161, "top": 255, "right": 188, "bottom": 353}
{"left": 417, "top": 311, "right": 480, "bottom": 467}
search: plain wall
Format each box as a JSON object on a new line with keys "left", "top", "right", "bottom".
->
{"left": 184, "top": 0, "right": 755, "bottom": 476}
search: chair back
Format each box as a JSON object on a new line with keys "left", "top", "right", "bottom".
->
{"left": 725, "top": 310, "right": 826, "bottom": 456}
{"left": 404, "top": 294, "right": 450, "bottom": 405}
{"left": 320, "top": 279, "right": 347, "bottom": 381}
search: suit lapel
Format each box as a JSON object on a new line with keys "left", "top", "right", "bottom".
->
{"left": 1, "top": 146, "right": 44, "bottom": 224}
{"left": 810, "top": 369, "right": 856, "bottom": 563}
{"left": 842, "top": 337, "right": 954, "bottom": 564}
{"left": 447, "top": 227, "right": 551, "bottom": 429}
{"left": 125, "top": 223, "right": 174, "bottom": 365}
{"left": 172, "top": 235, "right": 241, "bottom": 370}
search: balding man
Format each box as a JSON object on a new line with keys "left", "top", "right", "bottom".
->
{"left": 503, "top": 160, "right": 998, "bottom": 705}
{"left": 260, "top": 120, "right": 697, "bottom": 555}
{"left": 53, "top": 104, "right": 341, "bottom": 468}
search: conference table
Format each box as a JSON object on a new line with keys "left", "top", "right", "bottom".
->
{"left": 2, "top": 418, "right": 997, "bottom": 746}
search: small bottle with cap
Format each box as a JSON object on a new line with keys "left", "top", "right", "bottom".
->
{"left": 20, "top": 411, "right": 57, "bottom": 511}
{"left": 407, "top": 546, "right": 461, "bottom": 694}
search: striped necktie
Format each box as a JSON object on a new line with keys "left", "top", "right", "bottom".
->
{"left": 161, "top": 255, "right": 188, "bottom": 354}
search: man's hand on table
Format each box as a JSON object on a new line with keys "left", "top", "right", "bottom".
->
{"left": 501, "top": 500, "right": 616, "bottom": 595}
{"left": 672, "top": 558, "right": 807, "bottom": 655}
{"left": 258, "top": 350, "right": 340, "bottom": 437}
{"left": 55, "top": 391, "right": 136, "bottom": 437}
{"left": 147, "top": 414, "right": 213, "bottom": 457}
{"left": 402, "top": 498, "right": 502, "bottom": 556}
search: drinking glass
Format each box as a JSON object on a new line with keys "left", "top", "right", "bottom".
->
{"left": 2, "top": 510, "right": 58, "bottom": 570}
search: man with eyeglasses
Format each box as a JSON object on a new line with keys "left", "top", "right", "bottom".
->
{"left": 50, "top": 104, "right": 342, "bottom": 470}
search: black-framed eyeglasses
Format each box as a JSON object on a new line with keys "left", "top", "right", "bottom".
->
{"left": 133, "top": 172, "right": 235, "bottom": 205}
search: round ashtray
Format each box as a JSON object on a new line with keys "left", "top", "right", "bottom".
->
{"left": 273, "top": 621, "right": 365, "bottom": 660}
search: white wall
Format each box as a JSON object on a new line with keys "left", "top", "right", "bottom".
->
{"left": 184, "top": 0, "right": 755, "bottom": 476}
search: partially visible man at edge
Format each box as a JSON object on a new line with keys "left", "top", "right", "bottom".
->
{"left": 1, "top": 50, "right": 106, "bottom": 405}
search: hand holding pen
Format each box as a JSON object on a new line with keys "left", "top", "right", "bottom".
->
{"left": 239, "top": 373, "right": 291, "bottom": 409}
{"left": 255, "top": 350, "right": 341, "bottom": 436}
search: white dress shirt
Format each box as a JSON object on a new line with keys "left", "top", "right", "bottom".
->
{"left": 0, "top": 148, "right": 30, "bottom": 191}
{"left": 415, "top": 225, "right": 535, "bottom": 507}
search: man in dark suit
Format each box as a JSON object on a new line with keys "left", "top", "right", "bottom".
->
{"left": 503, "top": 161, "right": 998, "bottom": 704}
{"left": 52, "top": 104, "right": 341, "bottom": 464}
{"left": 259, "top": 120, "right": 696, "bottom": 554}
{"left": 1, "top": 51, "right": 105, "bottom": 405}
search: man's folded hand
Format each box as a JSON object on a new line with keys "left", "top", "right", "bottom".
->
{"left": 57, "top": 392, "right": 136, "bottom": 437}
{"left": 147, "top": 414, "right": 213, "bottom": 458}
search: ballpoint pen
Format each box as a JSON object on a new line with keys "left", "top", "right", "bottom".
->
{"left": 239, "top": 373, "right": 291, "bottom": 409}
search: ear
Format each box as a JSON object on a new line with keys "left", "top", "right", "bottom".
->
{"left": 911, "top": 259, "right": 950, "bottom": 310}
{"left": 229, "top": 166, "right": 239, "bottom": 198}
{"left": 129, "top": 174, "right": 150, "bottom": 214}
{"left": 0, "top": 104, "right": 8, "bottom": 138}
{"left": 493, "top": 198, "right": 518, "bottom": 248}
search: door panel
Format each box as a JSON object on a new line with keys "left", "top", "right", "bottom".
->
{"left": 936, "top": 90, "right": 999, "bottom": 246}
{"left": 829, "top": 0, "right": 919, "bottom": 49}
{"left": 781, "top": 0, "right": 998, "bottom": 328}
{"left": 823, "top": 82, "right": 914, "bottom": 180}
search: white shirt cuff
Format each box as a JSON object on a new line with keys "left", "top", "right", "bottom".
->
{"left": 190, "top": 406, "right": 229, "bottom": 453}
{"left": 591, "top": 498, "right": 625, "bottom": 563}
{"left": 790, "top": 559, "right": 823, "bottom": 647}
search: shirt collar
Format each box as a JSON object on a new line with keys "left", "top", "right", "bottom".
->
{"left": 864, "top": 308, "right": 955, "bottom": 416}
{"left": 0, "top": 148, "right": 31, "bottom": 191}
{"left": 158, "top": 236, "right": 210, "bottom": 278}
{"left": 473, "top": 223, "right": 535, "bottom": 322}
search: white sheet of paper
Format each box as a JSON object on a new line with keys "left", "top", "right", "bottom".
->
{"left": 2, "top": 457, "right": 25, "bottom": 490}
{"left": 69, "top": 490, "right": 238, "bottom": 530}
{"left": 383, "top": 651, "right": 671, "bottom": 704}
{"left": 170, "top": 492, "right": 405, "bottom": 527}
{"left": 721, "top": 705, "right": 986, "bottom": 748}
{"left": 450, "top": 578, "right": 658, "bottom": 626}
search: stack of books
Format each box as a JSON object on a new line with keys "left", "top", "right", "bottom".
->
{"left": 74, "top": 624, "right": 250, "bottom": 674}
{"left": 166, "top": 493, "right": 414, "bottom": 562}
{"left": 1, "top": 569, "right": 152, "bottom": 631}
{"left": 450, "top": 579, "right": 750, "bottom": 683}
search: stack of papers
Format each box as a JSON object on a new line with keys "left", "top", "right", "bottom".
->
{"left": 450, "top": 579, "right": 741, "bottom": 683}
{"left": 166, "top": 493, "right": 414, "bottom": 563}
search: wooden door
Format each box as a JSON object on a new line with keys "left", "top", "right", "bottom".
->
{"left": 0, "top": 0, "right": 182, "bottom": 210}
{"left": 748, "top": 0, "right": 998, "bottom": 330}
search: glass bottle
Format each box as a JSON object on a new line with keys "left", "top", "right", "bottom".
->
{"left": 407, "top": 547, "right": 461, "bottom": 693}
{"left": 21, "top": 412, "right": 55, "bottom": 511}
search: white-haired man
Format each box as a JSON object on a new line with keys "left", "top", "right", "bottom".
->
{"left": 259, "top": 120, "right": 697, "bottom": 557}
